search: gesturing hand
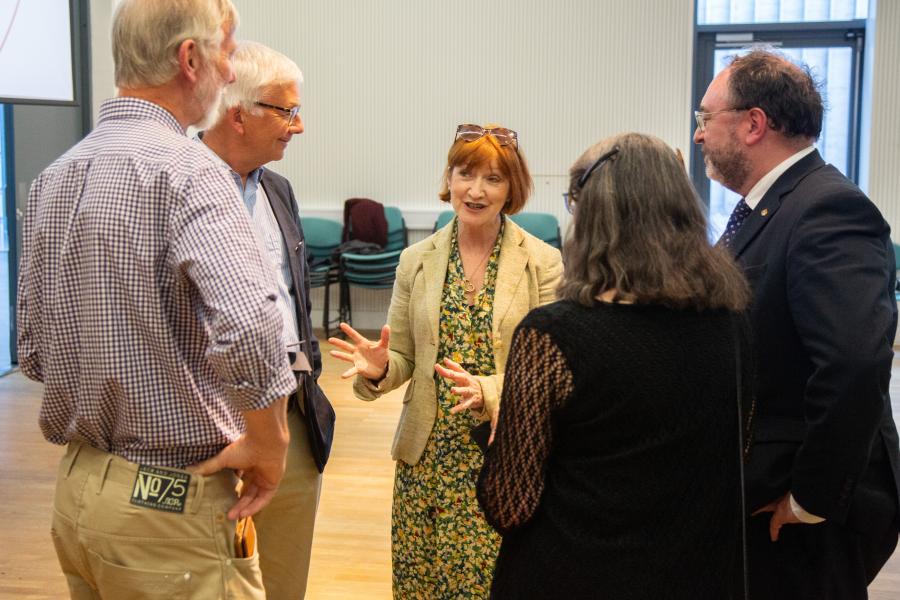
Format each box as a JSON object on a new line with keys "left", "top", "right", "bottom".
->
{"left": 436, "top": 358, "right": 500, "bottom": 445}
{"left": 329, "top": 322, "right": 391, "bottom": 380}
{"left": 436, "top": 358, "right": 484, "bottom": 413}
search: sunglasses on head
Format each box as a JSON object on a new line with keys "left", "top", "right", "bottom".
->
{"left": 563, "top": 146, "right": 621, "bottom": 214}
{"left": 562, "top": 145, "right": 685, "bottom": 214}
{"left": 455, "top": 124, "right": 518, "bottom": 149}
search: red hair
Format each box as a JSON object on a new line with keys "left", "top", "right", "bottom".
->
{"left": 438, "top": 129, "right": 533, "bottom": 214}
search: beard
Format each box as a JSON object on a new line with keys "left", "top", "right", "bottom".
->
{"left": 702, "top": 134, "right": 751, "bottom": 193}
{"left": 192, "top": 62, "right": 225, "bottom": 130}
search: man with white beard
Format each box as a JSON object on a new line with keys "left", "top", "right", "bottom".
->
{"left": 17, "top": 1, "right": 295, "bottom": 598}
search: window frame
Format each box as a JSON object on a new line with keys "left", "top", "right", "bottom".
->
{"left": 1, "top": 104, "right": 13, "bottom": 370}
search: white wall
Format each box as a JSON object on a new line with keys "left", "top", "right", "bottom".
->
{"left": 230, "top": 0, "right": 696, "bottom": 328}
{"left": 232, "top": 0, "right": 695, "bottom": 215}
{"left": 862, "top": 0, "right": 900, "bottom": 236}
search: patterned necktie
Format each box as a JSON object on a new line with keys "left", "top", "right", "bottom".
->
{"left": 718, "top": 198, "right": 752, "bottom": 248}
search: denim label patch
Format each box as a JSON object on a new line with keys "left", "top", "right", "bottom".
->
{"left": 130, "top": 465, "right": 190, "bottom": 513}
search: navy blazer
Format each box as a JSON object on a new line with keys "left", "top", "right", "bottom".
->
{"left": 731, "top": 150, "right": 900, "bottom": 533}
{"left": 259, "top": 169, "right": 321, "bottom": 377}
{"left": 259, "top": 169, "right": 335, "bottom": 471}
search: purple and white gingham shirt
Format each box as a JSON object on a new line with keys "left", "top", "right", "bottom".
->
{"left": 17, "top": 98, "right": 297, "bottom": 468}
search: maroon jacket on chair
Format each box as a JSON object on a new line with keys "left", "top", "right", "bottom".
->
{"left": 342, "top": 197, "right": 388, "bottom": 248}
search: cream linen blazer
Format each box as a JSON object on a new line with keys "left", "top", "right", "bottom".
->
{"left": 353, "top": 217, "right": 563, "bottom": 465}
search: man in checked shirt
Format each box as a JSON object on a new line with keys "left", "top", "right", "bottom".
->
{"left": 16, "top": 1, "right": 296, "bottom": 598}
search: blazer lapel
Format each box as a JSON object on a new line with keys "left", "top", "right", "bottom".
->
{"left": 492, "top": 220, "right": 528, "bottom": 332}
{"left": 421, "top": 221, "right": 454, "bottom": 342}
{"left": 259, "top": 173, "right": 305, "bottom": 323}
{"left": 731, "top": 195, "right": 782, "bottom": 258}
{"left": 261, "top": 174, "right": 299, "bottom": 245}
{"left": 731, "top": 150, "right": 826, "bottom": 258}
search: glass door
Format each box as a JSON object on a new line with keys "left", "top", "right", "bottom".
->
{"left": 0, "top": 105, "right": 12, "bottom": 373}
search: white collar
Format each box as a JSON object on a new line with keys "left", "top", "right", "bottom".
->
{"left": 744, "top": 146, "right": 816, "bottom": 209}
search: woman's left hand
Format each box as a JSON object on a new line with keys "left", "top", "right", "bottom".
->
{"left": 435, "top": 358, "right": 485, "bottom": 415}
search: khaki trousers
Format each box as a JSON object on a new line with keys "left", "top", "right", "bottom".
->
{"left": 252, "top": 402, "right": 323, "bottom": 600}
{"left": 50, "top": 442, "right": 266, "bottom": 600}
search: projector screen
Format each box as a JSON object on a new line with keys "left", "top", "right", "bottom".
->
{"left": 0, "top": 0, "right": 76, "bottom": 104}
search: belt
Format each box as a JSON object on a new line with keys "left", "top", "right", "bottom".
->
{"left": 286, "top": 352, "right": 308, "bottom": 414}
{"left": 62, "top": 442, "right": 238, "bottom": 514}
{"left": 287, "top": 351, "right": 312, "bottom": 373}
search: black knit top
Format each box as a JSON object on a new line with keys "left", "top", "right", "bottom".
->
{"left": 477, "top": 299, "right": 750, "bottom": 599}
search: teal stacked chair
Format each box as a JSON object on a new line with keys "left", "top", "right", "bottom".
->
{"left": 433, "top": 210, "right": 455, "bottom": 232}
{"left": 300, "top": 217, "right": 343, "bottom": 337}
{"left": 338, "top": 206, "right": 408, "bottom": 327}
{"left": 509, "top": 212, "right": 562, "bottom": 249}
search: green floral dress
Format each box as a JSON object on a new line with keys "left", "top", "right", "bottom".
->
{"left": 391, "top": 220, "right": 504, "bottom": 599}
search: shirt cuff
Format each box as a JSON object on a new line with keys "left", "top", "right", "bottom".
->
{"left": 473, "top": 375, "right": 499, "bottom": 422}
{"left": 224, "top": 364, "right": 297, "bottom": 412}
{"left": 789, "top": 493, "right": 826, "bottom": 524}
{"left": 368, "top": 362, "right": 390, "bottom": 389}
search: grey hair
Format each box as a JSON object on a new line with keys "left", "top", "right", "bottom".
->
{"left": 113, "top": 0, "right": 239, "bottom": 88}
{"left": 559, "top": 132, "right": 749, "bottom": 312}
{"left": 214, "top": 41, "right": 304, "bottom": 120}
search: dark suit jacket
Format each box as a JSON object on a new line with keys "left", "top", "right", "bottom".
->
{"left": 731, "top": 150, "right": 900, "bottom": 535}
{"left": 259, "top": 169, "right": 321, "bottom": 376}
{"left": 259, "top": 169, "right": 334, "bottom": 468}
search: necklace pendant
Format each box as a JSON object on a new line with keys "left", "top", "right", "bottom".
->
{"left": 463, "top": 278, "right": 476, "bottom": 293}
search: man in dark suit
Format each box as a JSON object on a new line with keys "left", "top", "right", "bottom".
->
{"left": 201, "top": 41, "right": 335, "bottom": 599}
{"left": 694, "top": 48, "right": 900, "bottom": 599}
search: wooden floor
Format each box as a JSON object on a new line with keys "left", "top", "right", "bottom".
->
{"left": 2, "top": 339, "right": 900, "bottom": 599}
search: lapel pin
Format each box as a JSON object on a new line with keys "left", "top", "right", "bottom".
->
{"left": 760, "top": 208, "right": 769, "bottom": 217}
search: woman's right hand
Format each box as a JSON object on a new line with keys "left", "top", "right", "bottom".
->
{"left": 328, "top": 322, "right": 391, "bottom": 380}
